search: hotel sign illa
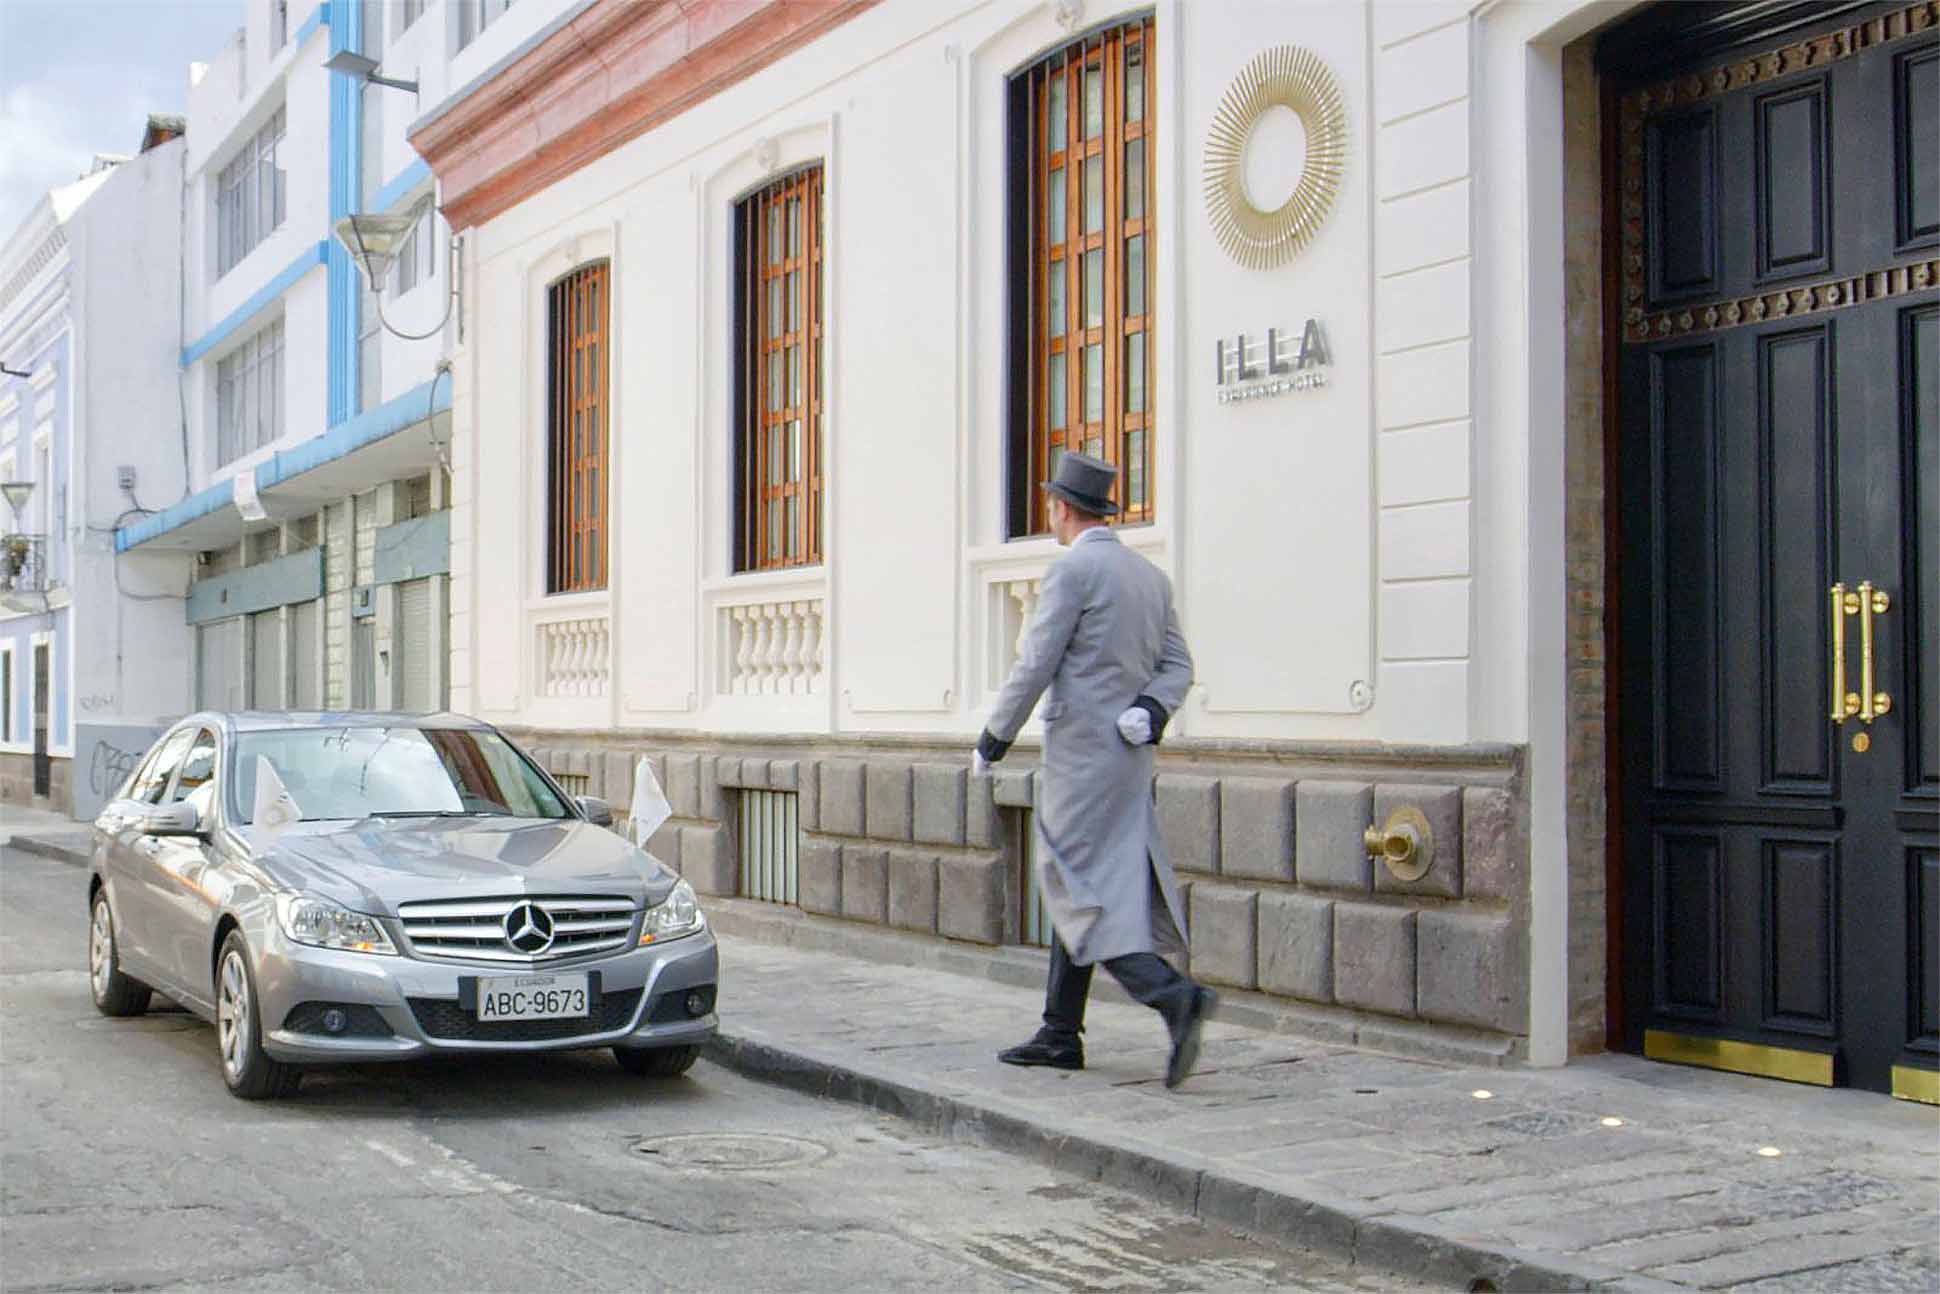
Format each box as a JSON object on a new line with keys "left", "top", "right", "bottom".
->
{"left": 1215, "top": 318, "right": 1332, "bottom": 404}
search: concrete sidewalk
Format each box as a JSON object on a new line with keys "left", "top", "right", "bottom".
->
{"left": 0, "top": 805, "right": 91, "bottom": 864}
{"left": 11, "top": 828, "right": 1935, "bottom": 1291}
{"left": 695, "top": 904, "right": 1937, "bottom": 1293}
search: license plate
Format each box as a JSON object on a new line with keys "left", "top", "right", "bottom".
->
{"left": 475, "top": 973, "right": 590, "bottom": 1022}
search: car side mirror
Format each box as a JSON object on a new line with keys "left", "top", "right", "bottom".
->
{"left": 575, "top": 795, "right": 614, "bottom": 828}
{"left": 139, "top": 801, "right": 204, "bottom": 838}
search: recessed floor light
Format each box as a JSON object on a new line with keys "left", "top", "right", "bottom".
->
{"left": 1600, "top": 1117, "right": 1625, "bottom": 1127}
{"left": 1757, "top": 1146, "right": 1783, "bottom": 1158}
{"left": 1471, "top": 1089, "right": 1494, "bottom": 1100}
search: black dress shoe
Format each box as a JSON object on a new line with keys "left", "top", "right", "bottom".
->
{"left": 998, "top": 1036, "right": 1084, "bottom": 1070}
{"left": 1164, "top": 987, "right": 1217, "bottom": 1089}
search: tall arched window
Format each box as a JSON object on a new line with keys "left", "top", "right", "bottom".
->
{"left": 546, "top": 261, "right": 610, "bottom": 594}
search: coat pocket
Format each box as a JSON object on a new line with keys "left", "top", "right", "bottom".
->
{"left": 1038, "top": 700, "right": 1068, "bottom": 723}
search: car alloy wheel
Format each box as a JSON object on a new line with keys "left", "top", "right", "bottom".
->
{"left": 89, "top": 902, "right": 113, "bottom": 1000}
{"left": 217, "top": 948, "right": 252, "bottom": 1083}
{"left": 87, "top": 891, "right": 150, "bottom": 1018}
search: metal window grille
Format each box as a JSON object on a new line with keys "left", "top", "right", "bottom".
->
{"left": 1022, "top": 811, "right": 1053, "bottom": 948}
{"left": 216, "top": 320, "right": 284, "bottom": 466}
{"left": 738, "top": 789, "right": 798, "bottom": 904}
{"left": 215, "top": 109, "right": 286, "bottom": 277}
{"left": 546, "top": 261, "right": 610, "bottom": 593}
{"left": 551, "top": 772, "right": 591, "bottom": 797}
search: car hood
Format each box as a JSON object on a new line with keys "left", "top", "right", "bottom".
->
{"left": 248, "top": 818, "right": 676, "bottom": 916}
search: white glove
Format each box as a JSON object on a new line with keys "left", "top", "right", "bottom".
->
{"left": 972, "top": 750, "right": 991, "bottom": 778}
{"left": 1116, "top": 706, "right": 1152, "bottom": 746}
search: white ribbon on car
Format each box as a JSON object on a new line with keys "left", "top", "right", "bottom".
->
{"left": 628, "top": 757, "right": 672, "bottom": 848}
{"left": 252, "top": 755, "right": 303, "bottom": 842}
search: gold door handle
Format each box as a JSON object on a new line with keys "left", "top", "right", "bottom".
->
{"left": 1831, "top": 584, "right": 1861, "bottom": 721}
{"left": 1856, "top": 581, "right": 1891, "bottom": 722}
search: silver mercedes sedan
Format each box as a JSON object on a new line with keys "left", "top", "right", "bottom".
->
{"left": 85, "top": 712, "right": 717, "bottom": 1099}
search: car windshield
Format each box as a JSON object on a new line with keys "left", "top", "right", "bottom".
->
{"left": 229, "top": 726, "right": 572, "bottom": 824}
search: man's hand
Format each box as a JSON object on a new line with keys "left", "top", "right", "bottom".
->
{"left": 1115, "top": 706, "right": 1152, "bottom": 746}
{"left": 972, "top": 749, "right": 991, "bottom": 778}
{"left": 972, "top": 729, "right": 1009, "bottom": 778}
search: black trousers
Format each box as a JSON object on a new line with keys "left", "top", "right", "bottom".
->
{"left": 1040, "top": 935, "right": 1195, "bottom": 1040}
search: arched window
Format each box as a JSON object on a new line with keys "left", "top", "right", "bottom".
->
{"left": 546, "top": 261, "right": 610, "bottom": 594}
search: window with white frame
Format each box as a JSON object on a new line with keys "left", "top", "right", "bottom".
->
{"left": 395, "top": 206, "right": 438, "bottom": 296}
{"left": 271, "top": 0, "right": 288, "bottom": 49}
{"left": 0, "top": 643, "right": 13, "bottom": 743}
{"left": 456, "top": 0, "right": 513, "bottom": 52}
{"left": 401, "top": 0, "right": 427, "bottom": 31}
{"left": 216, "top": 320, "right": 285, "bottom": 466}
{"left": 215, "top": 108, "right": 286, "bottom": 277}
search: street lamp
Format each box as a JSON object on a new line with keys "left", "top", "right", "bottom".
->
{"left": 323, "top": 48, "right": 419, "bottom": 94}
{"left": 333, "top": 194, "right": 460, "bottom": 343}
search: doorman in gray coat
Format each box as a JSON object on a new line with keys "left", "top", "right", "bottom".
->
{"left": 974, "top": 452, "right": 1215, "bottom": 1088}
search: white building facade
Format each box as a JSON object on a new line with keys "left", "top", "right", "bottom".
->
{"left": 113, "top": 0, "right": 494, "bottom": 726}
{"left": 416, "top": 0, "right": 1938, "bottom": 1098}
{"left": 0, "top": 132, "right": 197, "bottom": 817}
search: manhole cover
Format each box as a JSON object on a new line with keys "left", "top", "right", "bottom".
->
{"left": 76, "top": 1015, "right": 198, "bottom": 1033}
{"left": 629, "top": 1133, "right": 829, "bottom": 1171}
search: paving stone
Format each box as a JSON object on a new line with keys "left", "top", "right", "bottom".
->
{"left": 866, "top": 762, "right": 913, "bottom": 841}
{"left": 1372, "top": 783, "right": 1463, "bottom": 898}
{"left": 965, "top": 769, "right": 999, "bottom": 848}
{"left": 938, "top": 852, "right": 1007, "bottom": 944}
{"left": 991, "top": 766, "right": 1035, "bottom": 809}
{"left": 1188, "top": 883, "right": 1258, "bottom": 990}
{"left": 1333, "top": 902, "right": 1415, "bottom": 1017}
{"left": 665, "top": 752, "right": 702, "bottom": 818}
{"left": 679, "top": 824, "right": 735, "bottom": 896}
{"left": 1294, "top": 780, "right": 1373, "bottom": 891}
{"left": 767, "top": 759, "right": 799, "bottom": 791}
{"left": 798, "top": 838, "right": 842, "bottom": 916}
{"left": 1649, "top": 1216, "right": 1938, "bottom": 1288}
{"left": 820, "top": 759, "right": 866, "bottom": 836}
{"left": 798, "top": 760, "right": 820, "bottom": 830}
{"left": 842, "top": 846, "right": 889, "bottom": 923}
{"left": 1727, "top": 1244, "right": 1939, "bottom": 1293}
{"left": 1256, "top": 890, "right": 1333, "bottom": 1002}
{"left": 912, "top": 763, "right": 965, "bottom": 846}
{"left": 1219, "top": 777, "right": 1295, "bottom": 881}
{"left": 1156, "top": 774, "right": 1220, "bottom": 875}
{"left": 1586, "top": 1207, "right": 1916, "bottom": 1275}
{"left": 887, "top": 849, "right": 939, "bottom": 933}
{"left": 1416, "top": 908, "right": 1525, "bottom": 1033}
{"left": 1464, "top": 784, "right": 1525, "bottom": 905}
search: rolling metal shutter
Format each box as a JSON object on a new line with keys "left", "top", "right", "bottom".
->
{"left": 397, "top": 578, "right": 434, "bottom": 712}
{"left": 291, "top": 600, "right": 321, "bottom": 709}
{"left": 250, "top": 611, "right": 283, "bottom": 709}
{"left": 197, "top": 619, "right": 243, "bottom": 711}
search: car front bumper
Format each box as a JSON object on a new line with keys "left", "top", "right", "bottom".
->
{"left": 252, "top": 923, "right": 719, "bottom": 1064}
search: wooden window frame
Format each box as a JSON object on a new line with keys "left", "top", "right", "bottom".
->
{"left": 733, "top": 165, "right": 825, "bottom": 573}
{"left": 545, "top": 261, "right": 610, "bottom": 595}
{"left": 1008, "top": 15, "right": 1156, "bottom": 537}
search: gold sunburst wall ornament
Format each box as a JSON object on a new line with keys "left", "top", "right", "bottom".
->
{"left": 1203, "top": 46, "right": 1348, "bottom": 270}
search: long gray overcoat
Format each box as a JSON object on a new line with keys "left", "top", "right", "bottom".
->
{"left": 984, "top": 528, "right": 1195, "bottom": 965}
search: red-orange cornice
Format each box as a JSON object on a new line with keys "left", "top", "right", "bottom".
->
{"left": 410, "top": 0, "right": 880, "bottom": 231}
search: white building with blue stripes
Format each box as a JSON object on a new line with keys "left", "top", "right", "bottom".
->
{"left": 111, "top": 1, "right": 518, "bottom": 756}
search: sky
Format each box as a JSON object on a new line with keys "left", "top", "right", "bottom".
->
{"left": 0, "top": 0, "right": 245, "bottom": 241}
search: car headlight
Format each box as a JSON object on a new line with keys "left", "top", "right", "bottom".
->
{"left": 279, "top": 895, "right": 397, "bottom": 955}
{"left": 639, "top": 879, "right": 705, "bottom": 945}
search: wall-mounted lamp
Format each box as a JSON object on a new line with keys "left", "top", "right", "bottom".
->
{"left": 333, "top": 193, "right": 461, "bottom": 343}
{"left": 323, "top": 48, "right": 419, "bottom": 95}
{"left": 1, "top": 480, "right": 35, "bottom": 526}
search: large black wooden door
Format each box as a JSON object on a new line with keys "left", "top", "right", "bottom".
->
{"left": 1609, "top": 1, "right": 1938, "bottom": 1097}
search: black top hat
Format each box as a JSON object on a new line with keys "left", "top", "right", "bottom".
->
{"left": 1043, "top": 451, "right": 1121, "bottom": 517}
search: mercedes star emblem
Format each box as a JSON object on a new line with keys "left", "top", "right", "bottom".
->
{"left": 502, "top": 901, "right": 556, "bottom": 954}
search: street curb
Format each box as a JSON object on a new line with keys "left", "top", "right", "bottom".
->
{"left": 704, "top": 1029, "right": 1690, "bottom": 1294}
{"left": 6, "top": 834, "right": 90, "bottom": 867}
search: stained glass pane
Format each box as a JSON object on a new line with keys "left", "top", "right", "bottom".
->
{"left": 1084, "top": 65, "right": 1102, "bottom": 138}
{"left": 788, "top": 346, "right": 801, "bottom": 406}
{"left": 1128, "top": 430, "right": 1146, "bottom": 507}
{"left": 1048, "top": 166, "right": 1064, "bottom": 242}
{"left": 1084, "top": 341, "right": 1102, "bottom": 421}
{"left": 788, "top": 420, "right": 801, "bottom": 481}
{"left": 768, "top": 428, "right": 783, "bottom": 485}
{"left": 768, "top": 202, "right": 782, "bottom": 263}
{"left": 768, "top": 500, "right": 783, "bottom": 558}
{"left": 1126, "top": 333, "right": 1146, "bottom": 412}
{"left": 1126, "top": 46, "right": 1144, "bottom": 122}
{"left": 787, "top": 272, "right": 800, "bottom": 333}
{"left": 1084, "top": 155, "right": 1102, "bottom": 233}
{"left": 768, "top": 352, "right": 782, "bottom": 410}
{"left": 1048, "top": 262, "right": 1065, "bottom": 339}
{"left": 1084, "top": 249, "right": 1103, "bottom": 329}
{"left": 1048, "top": 353, "right": 1066, "bottom": 428}
{"left": 788, "top": 198, "right": 800, "bottom": 257}
{"left": 1126, "top": 235, "right": 1146, "bottom": 317}
{"left": 1125, "top": 140, "right": 1144, "bottom": 220}
{"left": 767, "top": 278, "right": 782, "bottom": 336}
{"left": 1087, "top": 436, "right": 1103, "bottom": 458}
{"left": 787, "top": 495, "right": 799, "bottom": 558}
{"left": 1047, "top": 73, "right": 1065, "bottom": 154}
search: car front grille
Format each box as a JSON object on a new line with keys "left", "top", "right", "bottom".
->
{"left": 397, "top": 894, "right": 639, "bottom": 965}
{"left": 406, "top": 989, "right": 645, "bottom": 1043}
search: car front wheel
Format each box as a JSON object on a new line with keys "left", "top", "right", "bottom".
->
{"left": 215, "top": 932, "right": 300, "bottom": 1100}
{"left": 614, "top": 1044, "right": 700, "bottom": 1078}
{"left": 89, "top": 890, "right": 152, "bottom": 1018}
